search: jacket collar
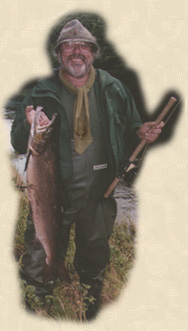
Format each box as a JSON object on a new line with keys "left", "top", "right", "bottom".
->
{"left": 31, "top": 68, "right": 118, "bottom": 101}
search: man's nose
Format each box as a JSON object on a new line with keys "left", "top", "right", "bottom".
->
{"left": 73, "top": 45, "right": 80, "bottom": 53}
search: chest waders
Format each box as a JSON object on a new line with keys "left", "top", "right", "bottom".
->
{"left": 59, "top": 86, "right": 117, "bottom": 319}
{"left": 60, "top": 85, "right": 117, "bottom": 283}
{"left": 20, "top": 85, "right": 117, "bottom": 318}
{"left": 60, "top": 136, "right": 117, "bottom": 319}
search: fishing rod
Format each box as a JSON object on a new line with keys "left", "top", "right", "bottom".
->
{"left": 103, "top": 96, "right": 180, "bottom": 199}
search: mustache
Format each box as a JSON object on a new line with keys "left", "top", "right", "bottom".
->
{"left": 67, "top": 54, "right": 86, "bottom": 61}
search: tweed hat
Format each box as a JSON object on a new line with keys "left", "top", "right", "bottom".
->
{"left": 54, "top": 19, "right": 99, "bottom": 54}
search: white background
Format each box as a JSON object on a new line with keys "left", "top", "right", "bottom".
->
{"left": 0, "top": 1, "right": 188, "bottom": 330}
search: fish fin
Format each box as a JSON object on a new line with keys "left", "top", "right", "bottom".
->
{"left": 24, "top": 149, "right": 32, "bottom": 172}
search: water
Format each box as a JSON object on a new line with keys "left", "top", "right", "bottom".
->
{"left": 114, "top": 181, "right": 138, "bottom": 224}
{"left": 4, "top": 116, "right": 27, "bottom": 181}
{"left": 5, "top": 111, "right": 138, "bottom": 224}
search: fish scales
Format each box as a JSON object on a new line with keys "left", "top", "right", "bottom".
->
{"left": 26, "top": 107, "right": 61, "bottom": 282}
{"left": 27, "top": 145, "right": 59, "bottom": 264}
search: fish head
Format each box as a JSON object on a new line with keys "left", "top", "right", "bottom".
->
{"left": 30, "top": 108, "right": 58, "bottom": 154}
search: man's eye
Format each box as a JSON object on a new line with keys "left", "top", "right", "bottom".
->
{"left": 66, "top": 43, "right": 74, "bottom": 48}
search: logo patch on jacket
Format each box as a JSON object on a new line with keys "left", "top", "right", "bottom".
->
{"left": 93, "top": 163, "right": 107, "bottom": 170}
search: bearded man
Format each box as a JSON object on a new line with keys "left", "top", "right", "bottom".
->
{"left": 11, "top": 19, "right": 163, "bottom": 320}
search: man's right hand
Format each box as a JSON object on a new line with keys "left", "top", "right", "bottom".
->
{"left": 25, "top": 106, "right": 36, "bottom": 125}
{"left": 25, "top": 105, "right": 50, "bottom": 126}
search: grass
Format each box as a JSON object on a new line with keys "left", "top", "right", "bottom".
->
{"left": 12, "top": 168, "right": 137, "bottom": 321}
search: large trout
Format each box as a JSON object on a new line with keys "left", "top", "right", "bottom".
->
{"left": 26, "top": 107, "right": 63, "bottom": 283}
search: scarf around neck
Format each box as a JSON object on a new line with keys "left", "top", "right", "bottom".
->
{"left": 59, "top": 66, "right": 95, "bottom": 154}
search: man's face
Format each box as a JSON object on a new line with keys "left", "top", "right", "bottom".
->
{"left": 59, "top": 42, "right": 94, "bottom": 79}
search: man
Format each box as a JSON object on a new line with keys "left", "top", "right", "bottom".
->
{"left": 11, "top": 19, "right": 163, "bottom": 320}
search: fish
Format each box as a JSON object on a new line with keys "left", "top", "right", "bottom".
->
{"left": 26, "top": 106, "right": 65, "bottom": 283}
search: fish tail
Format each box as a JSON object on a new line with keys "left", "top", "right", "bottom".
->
{"left": 42, "top": 261, "right": 56, "bottom": 284}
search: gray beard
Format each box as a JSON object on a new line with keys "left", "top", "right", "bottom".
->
{"left": 59, "top": 56, "right": 92, "bottom": 78}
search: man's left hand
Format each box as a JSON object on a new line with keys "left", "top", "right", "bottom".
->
{"left": 136, "top": 121, "right": 164, "bottom": 143}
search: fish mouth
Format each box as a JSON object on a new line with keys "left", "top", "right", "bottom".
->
{"left": 35, "top": 111, "right": 58, "bottom": 133}
{"left": 29, "top": 111, "right": 58, "bottom": 155}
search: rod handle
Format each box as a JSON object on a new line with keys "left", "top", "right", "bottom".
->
{"left": 129, "top": 96, "right": 177, "bottom": 162}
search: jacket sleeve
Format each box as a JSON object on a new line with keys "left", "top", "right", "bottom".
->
{"left": 122, "top": 85, "right": 143, "bottom": 151}
{"left": 123, "top": 85, "right": 143, "bottom": 133}
{"left": 10, "top": 92, "right": 33, "bottom": 154}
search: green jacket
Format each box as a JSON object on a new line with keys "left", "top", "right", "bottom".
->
{"left": 11, "top": 68, "right": 142, "bottom": 179}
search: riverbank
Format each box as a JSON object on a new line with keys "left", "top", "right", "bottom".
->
{"left": 13, "top": 180, "right": 137, "bottom": 321}
{"left": 8, "top": 111, "right": 138, "bottom": 320}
